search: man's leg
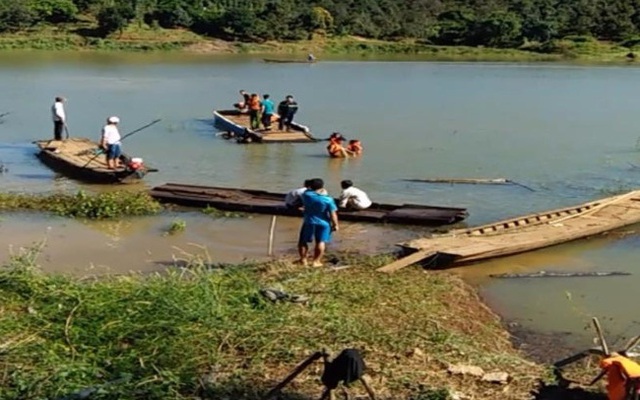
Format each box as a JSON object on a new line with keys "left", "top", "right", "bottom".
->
{"left": 312, "top": 241, "right": 326, "bottom": 267}
{"left": 54, "top": 121, "right": 63, "bottom": 140}
{"left": 298, "top": 242, "right": 308, "bottom": 265}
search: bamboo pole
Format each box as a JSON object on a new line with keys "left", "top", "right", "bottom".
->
{"left": 261, "top": 351, "right": 324, "bottom": 400}
{"left": 267, "top": 215, "right": 277, "bottom": 256}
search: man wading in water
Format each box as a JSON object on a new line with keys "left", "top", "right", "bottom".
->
{"left": 297, "top": 178, "right": 339, "bottom": 267}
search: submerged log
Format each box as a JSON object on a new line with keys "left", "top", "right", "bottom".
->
{"left": 404, "top": 178, "right": 536, "bottom": 192}
{"left": 490, "top": 271, "right": 631, "bottom": 279}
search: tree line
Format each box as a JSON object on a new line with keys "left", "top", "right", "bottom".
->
{"left": 2, "top": 0, "right": 640, "bottom": 49}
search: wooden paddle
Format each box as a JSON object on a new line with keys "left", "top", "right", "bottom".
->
{"left": 81, "top": 119, "right": 162, "bottom": 169}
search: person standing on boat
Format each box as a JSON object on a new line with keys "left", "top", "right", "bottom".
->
{"left": 261, "top": 94, "right": 275, "bottom": 130}
{"left": 51, "top": 96, "right": 66, "bottom": 141}
{"left": 278, "top": 95, "right": 298, "bottom": 131}
{"left": 234, "top": 90, "right": 250, "bottom": 111}
{"left": 247, "top": 93, "right": 261, "bottom": 130}
{"left": 298, "top": 178, "right": 338, "bottom": 267}
{"left": 338, "top": 180, "right": 372, "bottom": 210}
{"left": 100, "top": 116, "right": 122, "bottom": 170}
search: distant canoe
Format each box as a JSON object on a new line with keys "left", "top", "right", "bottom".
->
{"left": 34, "top": 137, "right": 156, "bottom": 184}
{"left": 213, "top": 109, "right": 316, "bottom": 144}
{"left": 263, "top": 59, "right": 316, "bottom": 64}
{"left": 150, "top": 183, "right": 469, "bottom": 226}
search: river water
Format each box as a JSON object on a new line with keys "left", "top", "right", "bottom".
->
{"left": 1, "top": 51, "right": 640, "bottom": 352}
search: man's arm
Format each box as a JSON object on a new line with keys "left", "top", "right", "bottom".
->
{"left": 330, "top": 210, "right": 339, "bottom": 231}
{"left": 338, "top": 191, "right": 348, "bottom": 208}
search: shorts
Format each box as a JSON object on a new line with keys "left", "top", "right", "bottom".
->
{"left": 106, "top": 144, "right": 122, "bottom": 160}
{"left": 298, "top": 223, "right": 331, "bottom": 244}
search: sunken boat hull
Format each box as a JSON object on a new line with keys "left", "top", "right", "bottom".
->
{"left": 263, "top": 59, "right": 317, "bottom": 64}
{"left": 379, "top": 190, "right": 640, "bottom": 272}
{"left": 35, "top": 138, "right": 155, "bottom": 184}
{"left": 213, "top": 110, "right": 316, "bottom": 143}
{"left": 149, "top": 183, "right": 468, "bottom": 226}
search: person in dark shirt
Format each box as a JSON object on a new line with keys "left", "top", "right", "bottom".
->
{"left": 234, "top": 90, "right": 251, "bottom": 111}
{"left": 278, "top": 95, "right": 298, "bottom": 131}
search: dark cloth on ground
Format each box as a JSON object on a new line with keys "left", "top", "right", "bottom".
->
{"left": 321, "top": 348, "right": 365, "bottom": 390}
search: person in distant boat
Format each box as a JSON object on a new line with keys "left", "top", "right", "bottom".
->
{"left": 298, "top": 178, "right": 339, "bottom": 267}
{"left": 247, "top": 93, "right": 262, "bottom": 130}
{"left": 346, "top": 139, "right": 363, "bottom": 156}
{"left": 261, "top": 94, "right": 275, "bottom": 130}
{"left": 278, "top": 95, "right": 298, "bottom": 131}
{"left": 327, "top": 132, "right": 350, "bottom": 158}
{"left": 51, "top": 96, "right": 66, "bottom": 141}
{"left": 100, "top": 116, "right": 122, "bottom": 170}
{"left": 285, "top": 179, "right": 311, "bottom": 209}
{"left": 338, "top": 180, "right": 372, "bottom": 210}
{"left": 307, "top": 53, "right": 316, "bottom": 62}
{"left": 234, "top": 90, "right": 251, "bottom": 111}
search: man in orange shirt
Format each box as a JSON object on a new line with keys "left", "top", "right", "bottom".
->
{"left": 247, "top": 93, "right": 261, "bottom": 129}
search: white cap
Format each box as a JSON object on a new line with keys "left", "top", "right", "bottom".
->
{"left": 107, "top": 116, "right": 120, "bottom": 124}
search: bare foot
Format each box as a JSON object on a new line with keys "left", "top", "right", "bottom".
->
{"left": 295, "top": 259, "right": 308, "bottom": 266}
{"left": 312, "top": 261, "right": 323, "bottom": 267}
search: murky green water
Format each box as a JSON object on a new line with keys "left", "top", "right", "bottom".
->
{"left": 2, "top": 51, "right": 640, "bottom": 349}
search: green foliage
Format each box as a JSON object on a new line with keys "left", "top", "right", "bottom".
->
{"left": 96, "top": 2, "right": 134, "bottom": 36}
{"left": 5, "top": 0, "right": 640, "bottom": 52}
{"left": 202, "top": 205, "right": 247, "bottom": 219}
{"left": 0, "top": 190, "right": 162, "bottom": 219}
{"left": 0, "top": 0, "right": 36, "bottom": 33}
{"left": 166, "top": 218, "right": 187, "bottom": 235}
{"left": 28, "top": 0, "right": 78, "bottom": 23}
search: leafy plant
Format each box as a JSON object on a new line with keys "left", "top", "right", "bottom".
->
{"left": 166, "top": 218, "right": 186, "bottom": 235}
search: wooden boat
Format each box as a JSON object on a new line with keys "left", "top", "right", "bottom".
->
{"left": 378, "top": 190, "right": 640, "bottom": 272}
{"left": 214, "top": 109, "right": 316, "bottom": 143}
{"left": 34, "top": 137, "right": 156, "bottom": 184}
{"left": 263, "top": 59, "right": 316, "bottom": 64}
{"left": 149, "top": 183, "right": 469, "bottom": 226}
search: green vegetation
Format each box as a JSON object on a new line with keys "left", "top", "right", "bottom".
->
{"left": 166, "top": 218, "right": 187, "bottom": 235}
{"left": 0, "top": 248, "right": 542, "bottom": 399}
{"left": 202, "top": 205, "right": 248, "bottom": 219}
{"left": 1, "top": 0, "right": 640, "bottom": 61}
{"left": 0, "top": 190, "right": 162, "bottom": 219}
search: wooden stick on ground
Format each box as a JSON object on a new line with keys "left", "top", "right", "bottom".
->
{"left": 267, "top": 215, "right": 277, "bottom": 256}
{"left": 261, "top": 351, "right": 324, "bottom": 400}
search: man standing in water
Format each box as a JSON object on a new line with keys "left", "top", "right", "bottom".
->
{"left": 51, "top": 96, "right": 66, "bottom": 140}
{"left": 298, "top": 178, "right": 339, "bottom": 267}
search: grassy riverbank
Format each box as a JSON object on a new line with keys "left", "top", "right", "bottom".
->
{"left": 0, "top": 247, "right": 546, "bottom": 399}
{"left": 0, "top": 23, "right": 637, "bottom": 63}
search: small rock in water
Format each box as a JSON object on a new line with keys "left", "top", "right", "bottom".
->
{"left": 447, "top": 364, "right": 485, "bottom": 377}
{"left": 482, "top": 371, "right": 510, "bottom": 384}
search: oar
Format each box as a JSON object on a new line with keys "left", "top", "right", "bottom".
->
{"left": 81, "top": 119, "right": 162, "bottom": 169}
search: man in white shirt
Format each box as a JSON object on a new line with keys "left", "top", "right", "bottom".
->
{"left": 338, "top": 180, "right": 372, "bottom": 210}
{"left": 100, "top": 116, "right": 122, "bottom": 169}
{"left": 51, "top": 96, "right": 66, "bottom": 141}
{"left": 285, "top": 179, "right": 311, "bottom": 209}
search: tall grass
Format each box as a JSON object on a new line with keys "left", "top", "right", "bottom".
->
{"left": 0, "top": 247, "right": 541, "bottom": 399}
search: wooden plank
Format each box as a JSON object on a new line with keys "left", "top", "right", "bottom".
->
{"left": 376, "top": 250, "right": 438, "bottom": 273}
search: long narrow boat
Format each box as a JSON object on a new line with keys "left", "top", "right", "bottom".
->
{"left": 34, "top": 138, "right": 156, "bottom": 184}
{"left": 378, "top": 190, "right": 640, "bottom": 272}
{"left": 149, "top": 183, "right": 469, "bottom": 226}
{"left": 213, "top": 109, "right": 317, "bottom": 143}
{"left": 263, "top": 59, "right": 316, "bottom": 64}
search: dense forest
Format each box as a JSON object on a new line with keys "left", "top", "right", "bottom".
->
{"left": 2, "top": 0, "right": 640, "bottom": 49}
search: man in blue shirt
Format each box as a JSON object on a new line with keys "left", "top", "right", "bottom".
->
{"left": 298, "top": 178, "right": 339, "bottom": 267}
{"left": 261, "top": 94, "right": 275, "bottom": 130}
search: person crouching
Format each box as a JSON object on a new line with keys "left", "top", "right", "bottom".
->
{"left": 101, "top": 116, "right": 122, "bottom": 170}
{"left": 338, "top": 180, "right": 372, "bottom": 210}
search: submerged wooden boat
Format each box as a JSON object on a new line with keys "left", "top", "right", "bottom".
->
{"left": 34, "top": 137, "right": 156, "bottom": 184}
{"left": 213, "top": 109, "right": 316, "bottom": 143}
{"left": 378, "top": 190, "right": 640, "bottom": 272}
{"left": 263, "top": 59, "right": 316, "bottom": 64}
{"left": 149, "top": 183, "right": 469, "bottom": 226}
